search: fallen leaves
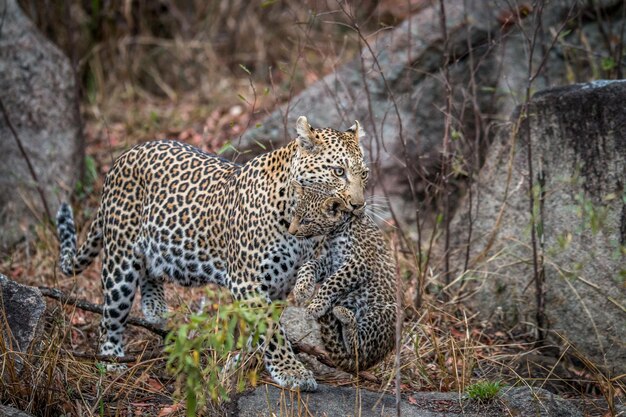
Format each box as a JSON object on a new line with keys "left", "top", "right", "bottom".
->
{"left": 157, "top": 402, "right": 184, "bottom": 416}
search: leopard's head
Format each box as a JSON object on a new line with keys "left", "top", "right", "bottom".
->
{"left": 290, "top": 116, "right": 369, "bottom": 213}
{"left": 288, "top": 181, "right": 351, "bottom": 237}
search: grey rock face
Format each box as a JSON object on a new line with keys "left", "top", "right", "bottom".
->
{"left": 0, "top": 405, "right": 36, "bottom": 417}
{"left": 234, "top": 2, "right": 500, "bottom": 227}
{"left": 0, "top": 0, "right": 83, "bottom": 250}
{"left": 235, "top": 384, "right": 583, "bottom": 417}
{"left": 500, "top": 387, "right": 584, "bottom": 417}
{"left": 0, "top": 274, "right": 46, "bottom": 359}
{"left": 281, "top": 306, "right": 322, "bottom": 346}
{"left": 233, "top": 0, "right": 624, "bottom": 228}
{"left": 448, "top": 81, "right": 626, "bottom": 373}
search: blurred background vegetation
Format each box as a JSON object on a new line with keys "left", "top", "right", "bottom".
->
{"left": 19, "top": 0, "right": 426, "bottom": 149}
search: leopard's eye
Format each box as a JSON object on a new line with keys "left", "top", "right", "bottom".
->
{"left": 332, "top": 167, "right": 345, "bottom": 177}
{"left": 361, "top": 170, "right": 369, "bottom": 180}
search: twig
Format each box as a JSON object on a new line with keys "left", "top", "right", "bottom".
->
{"left": 438, "top": 0, "right": 452, "bottom": 295}
{"left": 0, "top": 97, "right": 54, "bottom": 224}
{"left": 68, "top": 350, "right": 164, "bottom": 363}
{"left": 38, "top": 286, "right": 169, "bottom": 338}
{"left": 393, "top": 238, "right": 402, "bottom": 417}
{"left": 292, "top": 341, "right": 381, "bottom": 385}
{"left": 39, "top": 287, "right": 378, "bottom": 382}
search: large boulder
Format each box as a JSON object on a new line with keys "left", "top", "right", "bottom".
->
{"left": 235, "top": 385, "right": 583, "bottom": 417}
{"left": 448, "top": 81, "right": 626, "bottom": 373}
{"left": 0, "top": 0, "right": 83, "bottom": 250}
{"left": 231, "top": 0, "right": 624, "bottom": 227}
{"left": 0, "top": 274, "right": 46, "bottom": 373}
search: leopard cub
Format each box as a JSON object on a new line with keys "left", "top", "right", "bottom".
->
{"left": 290, "top": 184, "right": 397, "bottom": 372}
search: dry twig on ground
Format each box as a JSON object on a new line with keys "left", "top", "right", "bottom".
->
{"left": 39, "top": 286, "right": 379, "bottom": 383}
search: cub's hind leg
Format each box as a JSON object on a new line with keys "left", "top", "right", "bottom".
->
{"left": 321, "top": 303, "right": 396, "bottom": 373}
{"left": 332, "top": 305, "right": 358, "bottom": 355}
{"left": 319, "top": 306, "right": 360, "bottom": 373}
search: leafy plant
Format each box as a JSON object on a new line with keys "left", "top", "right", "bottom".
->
{"left": 466, "top": 380, "right": 502, "bottom": 402}
{"left": 165, "top": 289, "right": 285, "bottom": 417}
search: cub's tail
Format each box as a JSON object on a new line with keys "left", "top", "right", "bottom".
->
{"left": 56, "top": 203, "right": 103, "bottom": 276}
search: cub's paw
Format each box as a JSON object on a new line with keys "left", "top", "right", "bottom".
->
{"left": 293, "top": 278, "right": 315, "bottom": 306}
{"left": 306, "top": 298, "right": 331, "bottom": 319}
{"left": 332, "top": 305, "right": 356, "bottom": 325}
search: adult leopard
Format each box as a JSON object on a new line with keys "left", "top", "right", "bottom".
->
{"left": 56, "top": 116, "right": 368, "bottom": 391}
{"left": 291, "top": 184, "right": 397, "bottom": 373}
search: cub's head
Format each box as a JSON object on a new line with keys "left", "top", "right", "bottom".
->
{"left": 291, "top": 116, "right": 368, "bottom": 213}
{"left": 288, "top": 182, "right": 351, "bottom": 238}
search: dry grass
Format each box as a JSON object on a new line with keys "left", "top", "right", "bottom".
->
{"left": 2, "top": 1, "right": 625, "bottom": 416}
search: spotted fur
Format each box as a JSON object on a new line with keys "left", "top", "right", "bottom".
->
{"left": 56, "top": 116, "right": 367, "bottom": 390}
{"left": 292, "top": 186, "right": 396, "bottom": 373}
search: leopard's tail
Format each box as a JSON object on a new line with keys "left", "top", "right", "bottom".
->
{"left": 56, "top": 203, "right": 103, "bottom": 276}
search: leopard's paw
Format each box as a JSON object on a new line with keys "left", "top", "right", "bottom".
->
{"left": 268, "top": 361, "right": 318, "bottom": 391}
{"left": 104, "top": 363, "right": 128, "bottom": 372}
{"left": 99, "top": 341, "right": 127, "bottom": 372}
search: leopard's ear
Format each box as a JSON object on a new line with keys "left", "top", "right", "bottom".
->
{"left": 347, "top": 120, "right": 365, "bottom": 142}
{"left": 323, "top": 196, "right": 347, "bottom": 218}
{"left": 295, "top": 116, "right": 320, "bottom": 152}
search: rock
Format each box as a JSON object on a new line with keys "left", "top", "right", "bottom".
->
{"left": 281, "top": 306, "right": 351, "bottom": 378}
{"left": 231, "top": 0, "right": 624, "bottom": 228}
{"left": 281, "top": 306, "right": 322, "bottom": 346}
{"left": 234, "top": 384, "right": 582, "bottom": 417}
{"left": 500, "top": 387, "right": 583, "bottom": 417}
{"left": 0, "top": 274, "right": 46, "bottom": 372}
{"left": 0, "top": 0, "right": 83, "bottom": 250}
{"left": 448, "top": 81, "right": 626, "bottom": 373}
{"left": 0, "top": 405, "right": 36, "bottom": 417}
{"left": 232, "top": 1, "right": 500, "bottom": 227}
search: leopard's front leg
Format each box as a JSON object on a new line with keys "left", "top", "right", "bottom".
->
{"left": 229, "top": 278, "right": 317, "bottom": 391}
{"left": 294, "top": 243, "right": 332, "bottom": 306}
{"left": 306, "top": 264, "right": 365, "bottom": 319}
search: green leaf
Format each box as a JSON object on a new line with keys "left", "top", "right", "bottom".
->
{"left": 217, "top": 141, "right": 237, "bottom": 155}
{"left": 601, "top": 57, "right": 616, "bottom": 71}
{"left": 186, "top": 390, "right": 197, "bottom": 417}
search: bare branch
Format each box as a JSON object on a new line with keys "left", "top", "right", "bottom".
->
{"left": 292, "top": 341, "right": 381, "bottom": 385}
{"left": 68, "top": 350, "right": 164, "bottom": 363}
{"left": 38, "top": 286, "right": 169, "bottom": 338}
{"left": 39, "top": 286, "right": 380, "bottom": 381}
